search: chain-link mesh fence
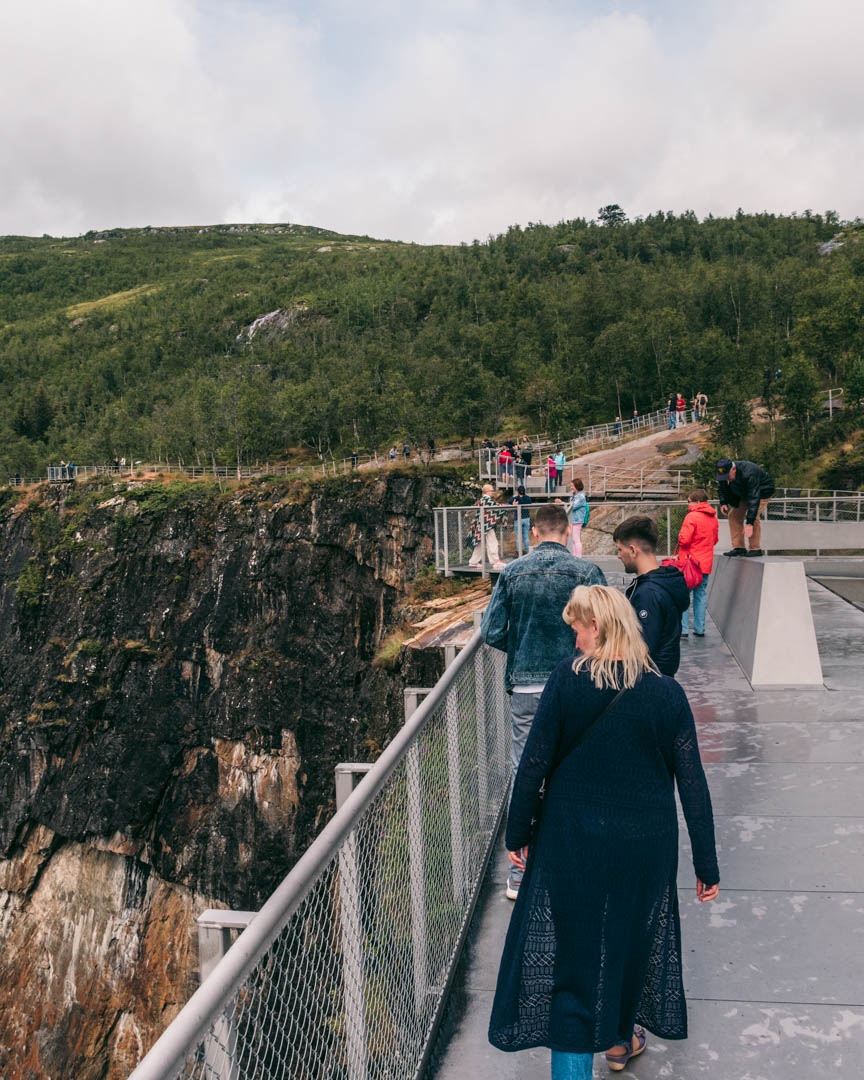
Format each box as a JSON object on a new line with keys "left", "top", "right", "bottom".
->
{"left": 130, "top": 636, "right": 510, "bottom": 1080}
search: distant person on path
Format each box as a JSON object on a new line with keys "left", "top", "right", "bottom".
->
{"left": 696, "top": 391, "right": 708, "bottom": 421}
{"left": 545, "top": 455, "right": 557, "bottom": 494}
{"left": 481, "top": 437, "right": 496, "bottom": 475}
{"left": 388, "top": 446, "right": 397, "bottom": 462}
{"left": 488, "top": 585, "right": 719, "bottom": 1076}
{"left": 667, "top": 394, "right": 678, "bottom": 429}
{"left": 519, "top": 437, "right": 533, "bottom": 473}
{"left": 554, "top": 449, "right": 566, "bottom": 488}
{"left": 509, "top": 485, "right": 533, "bottom": 554}
{"left": 716, "top": 458, "right": 775, "bottom": 558}
{"left": 677, "top": 489, "right": 719, "bottom": 638}
{"left": 481, "top": 503, "right": 606, "bottom": 900}
{"left": 402, "top": 442, "right": 411, "bottom": 460}
{"left": 468, "top": 484, "right": 507, "bottom": 569}
{"left": 558, "top": 477, "right": 588, "bottom": 557}
{"left": 499, "top": 444, "right": 514, "bottom": 484}
{"left": 676, "top": 393, "right": 687, "bottom": 427}
{"left": 427, "top": 438, "right": 435, "bottom": 458}
{"left": 613, "top": 515, "right": 690, "bottom": 676}
{"left": 613, "top": 415, "right": 622, "bottom": 435}
{"left": 350, "top": 450, "right": 359, "bottom": 468}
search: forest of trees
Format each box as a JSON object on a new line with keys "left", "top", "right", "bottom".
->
{"left": 2, "top": 211, "right": 864, "bottom": 480}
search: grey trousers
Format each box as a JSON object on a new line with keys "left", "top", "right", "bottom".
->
{"left": 508, "top": 690, "right": 543, "bottom": 884}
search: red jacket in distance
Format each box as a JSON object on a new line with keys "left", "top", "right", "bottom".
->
{"left": 677, "top": 502, "right": 719, "bottom": 574}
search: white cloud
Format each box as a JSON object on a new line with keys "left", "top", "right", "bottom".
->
{"left": 1, "top": 0, "right": 863, "bottom": 241}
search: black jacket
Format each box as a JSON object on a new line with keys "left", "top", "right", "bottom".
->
{"left": 626, "top": 566, "right": 690, "bottom": 676}
{"left": 718, "top": 460, "right": 775, "bottom": 525}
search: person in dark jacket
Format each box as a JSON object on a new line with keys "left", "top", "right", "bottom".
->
{"left": 716, "top": 458, "right": 775, "bottom": 557}
{"left": 613, "top": 515, "right": 689, "bottom": 675}
{"left": 488, "top": 584, "right": 719, "bottom": 1077}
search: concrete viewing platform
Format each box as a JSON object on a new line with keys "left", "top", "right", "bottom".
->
{"left": 432, "top": 574, "right": 864, "bottom": 1078}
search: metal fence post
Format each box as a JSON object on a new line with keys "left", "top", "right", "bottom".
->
{"left": 666, "top": 506, "right": 671, "bottom": 556}
{"left": 443, "top": 508, "right": 451, "bottom": 577}
{"left": 337, "top": 756, "right": 369, "bottom": 1080}
{"left": 457, "top": 509, "right": 464, "bottom": 563}
{"left": 196, "top": 911, "right": 256, "bottom": 1080}
{"left": 434, "top": 508, "right": 441, "bottom": 572}
{"left": 404, "top": 691, "right": 430, "bottom": 1029}
{"left": 445, "top": 685, "right": 466, "bottom": 904}
{"left": 473, "top": 633, "right": 490, "bottom": 828}
{"left": 480, "top": 516, "right": 488, "bottom": 579}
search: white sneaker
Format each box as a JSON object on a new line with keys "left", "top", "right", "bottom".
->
{"left": 492, "top": 561, "right": 506, "bottom": 569}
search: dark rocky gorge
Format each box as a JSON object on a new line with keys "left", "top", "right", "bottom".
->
{"left": 0, "top": 470, "right": 467, "bottom": 1079}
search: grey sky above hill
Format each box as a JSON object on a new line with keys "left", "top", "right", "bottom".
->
{"left": 2, "top": 0, "right": 862, "bottom": 243}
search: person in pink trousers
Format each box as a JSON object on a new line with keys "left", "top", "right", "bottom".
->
{"left": 560, "top": 478, "right": 588, "bottom": 557}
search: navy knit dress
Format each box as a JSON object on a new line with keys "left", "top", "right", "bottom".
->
{"left": 488, "top": 659, "right": 719, "bottom": 1054}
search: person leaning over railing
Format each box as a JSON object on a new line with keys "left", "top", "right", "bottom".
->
{"left": 716, "top": 457, "right": 775, "bottom": 558}
{"left": 488, "top": 584, "right": 719, "bottom": 1079}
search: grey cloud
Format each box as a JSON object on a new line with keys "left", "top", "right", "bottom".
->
{"left": 2, "top": 1, "right": 862, "bottom": 241}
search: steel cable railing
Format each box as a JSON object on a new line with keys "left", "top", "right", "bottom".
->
{"left": 129, "top": 632, "right": 510, "bottom": 1080}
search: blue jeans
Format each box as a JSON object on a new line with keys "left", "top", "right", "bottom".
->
{"left": 551, "top": 1050, "right": 593, "bottom": 1079}
{"left": 508, "top": 690, "right": 542, "bottom": 885}
{"left": 514, "top": 519, "right": 530, "bottom": 554}
{"left": 682, "top": 573, "right": 709, "bottom": 634}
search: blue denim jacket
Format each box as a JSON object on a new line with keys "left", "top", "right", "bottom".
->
{"left": 480, "top": 542, "right": 607, "bottom": 690}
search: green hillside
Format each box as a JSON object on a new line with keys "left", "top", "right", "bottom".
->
{"left": 2, "top": 211, "right": 863, "bottom": 479}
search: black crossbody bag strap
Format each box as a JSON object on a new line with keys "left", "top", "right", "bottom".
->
{"left": 541, "top": 686, "right": 629, "bottom": 797}
{"left": 573, "top": 686, "right": 628, "bottom": 749}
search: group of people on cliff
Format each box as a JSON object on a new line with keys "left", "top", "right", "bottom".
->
{"left": 475, "top": 454, "right": 775, "bottom": 1077}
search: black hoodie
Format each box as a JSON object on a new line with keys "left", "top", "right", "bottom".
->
{"left": 626, "top": 565, "right": 690, "bottom": 676}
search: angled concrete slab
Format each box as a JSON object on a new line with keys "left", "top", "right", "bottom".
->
{"left": 707, "top": 557, "right": 823, "bottom": 688}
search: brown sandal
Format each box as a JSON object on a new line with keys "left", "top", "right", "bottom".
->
{"left": 605, "top": 1026, "right": 646, "bottom": 1071}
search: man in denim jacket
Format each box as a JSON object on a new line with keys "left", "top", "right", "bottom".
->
{"left": 481, "top": 503, "right": 606, "bottom": 898}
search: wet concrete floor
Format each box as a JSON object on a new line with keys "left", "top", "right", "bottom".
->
{"left": 433, "top": 576, "right": 864, "bottom": 1078}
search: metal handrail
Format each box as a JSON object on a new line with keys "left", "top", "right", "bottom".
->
{"left": 129, "top": 629, "right": 502, "bottom": 1080}
{"left": 434, "top": 499, "right": 864, "bottom": 576}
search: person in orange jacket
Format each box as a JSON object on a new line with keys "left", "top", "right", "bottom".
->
{"left": 678, "top": 489, "right": 719, "bottom": 636}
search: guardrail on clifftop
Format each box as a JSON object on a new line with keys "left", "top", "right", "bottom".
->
{"left": 434, "top": 499, "right": 864, "bottom": 577}
{"left": 129, "top": 632, "right": 510, "bottom": 1080}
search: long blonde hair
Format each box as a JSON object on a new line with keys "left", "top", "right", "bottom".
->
{"left": 563, "top": 584, "right": 660, "bottom": 689}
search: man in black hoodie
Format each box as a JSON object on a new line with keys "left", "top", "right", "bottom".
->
{"left": 613, "top": 515, "right": 690, "bottom": 676}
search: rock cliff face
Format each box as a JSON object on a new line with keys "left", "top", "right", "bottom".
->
{"left": 0, "top": 470, "right": 464, "bottom": 1079}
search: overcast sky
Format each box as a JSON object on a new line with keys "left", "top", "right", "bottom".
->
{"left": 2, "top": 0, "right": 862, "bottom": 243}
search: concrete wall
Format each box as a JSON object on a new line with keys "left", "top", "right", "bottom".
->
{"left": 707, "top": 556, "right": 823, "bottom": 688}
{"left": 717, "top": 519, "right": 864, "bottom": 552}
